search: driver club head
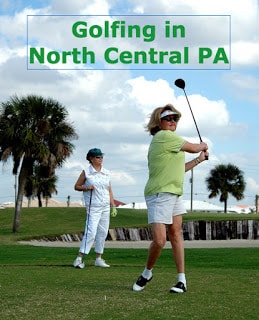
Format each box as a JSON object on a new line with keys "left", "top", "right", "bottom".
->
{"left": 174, "top": 78, "right": 185, "bottom": 90}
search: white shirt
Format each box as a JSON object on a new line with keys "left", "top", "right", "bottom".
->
{"left": 83, "top": 164, "right": 110, "bottom": 207}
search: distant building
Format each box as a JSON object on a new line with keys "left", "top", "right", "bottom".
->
{"left": 119, "top": 200, "right": 255, "bottom": 213}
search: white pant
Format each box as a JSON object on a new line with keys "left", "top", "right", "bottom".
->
{"left": 79, "top": 205, "right": 110, "bottom": 255}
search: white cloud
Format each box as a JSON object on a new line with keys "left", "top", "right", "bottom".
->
{"left": 246, "top": 177, "right": 259, "bottom": 194}
{"left": 111, "top": 171, "right": 136, "bottom": 186}
{"left": 232, "top": 42, "right": 259, "bottom": 66}
{"left": 50, "top": 0, "right": 111, "bottom": 15}
{"left": 127, "top": 76, "right": 177, "bottom": 111}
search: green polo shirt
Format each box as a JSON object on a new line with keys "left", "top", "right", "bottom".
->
{"left": 144, "top": 130, "right": 186, "bottom": 196}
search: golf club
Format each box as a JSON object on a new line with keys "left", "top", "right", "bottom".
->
{"left": 174, "top": 78, "right": 208, "bottom": 160}
{"left": 82, "top": 189, "right": 93, "bottom": 262}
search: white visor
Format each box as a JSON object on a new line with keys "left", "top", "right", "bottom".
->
{"left": 160, "top": 110, "right": 178, "bottom": 119}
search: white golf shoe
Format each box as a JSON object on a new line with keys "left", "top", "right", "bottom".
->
{"left": 73, "top": 257, "right": 85, "bottom": 269}
{"left": 94, "top": 258, "right": 110, "bottom": 267}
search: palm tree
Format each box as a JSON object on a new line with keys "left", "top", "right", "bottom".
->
{"left": 206, "top": 163, "right": 246, "bottom": 213}
{"left": 0, "top": 94, "right": 77, "bottom": 232}
{"left": 25, "top": 164, "right": 58, "bottom": 207}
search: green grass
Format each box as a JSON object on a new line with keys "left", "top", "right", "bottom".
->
{"left": 0, "top": 246, "right": 258, "bottom": 320}
{"left": 1, "top": 207, "right": 258, "bottom": 244}
{"left": 0, "top": 207, "right": 258, "bottom": 319}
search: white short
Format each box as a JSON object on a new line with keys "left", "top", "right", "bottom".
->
{"left": 145, "top": 193, "right": 186, "bottom": 224}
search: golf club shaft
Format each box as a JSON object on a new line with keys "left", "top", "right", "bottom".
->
{"left": 183, "top": 89, "right": 203, "bottom": 142}
{"left": 183, "top": 89, "right": 208, "bottom": 160}
{"left": 83, "top": 189, "right": 93, "bottom": 261}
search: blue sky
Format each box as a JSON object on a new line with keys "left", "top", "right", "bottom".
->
{"left": 0, "top": 0, "right": 258, "bottom": 208}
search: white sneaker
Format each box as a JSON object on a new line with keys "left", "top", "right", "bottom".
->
{"left": 73, "top": 257, "right": 85, "bottom": 269}
{"left": 94, "top": 258, "right": 110, "bottom": 268}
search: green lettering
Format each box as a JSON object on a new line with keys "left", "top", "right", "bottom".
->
{"left": 119, "top": 50, "right": 133, "bottom": 64}
{"left": 213, "top": 48, "right": 229, "bottom": 64}
{"left": 29, "top": 47, "right": 44, "bottom": 63}
{"left": 47, "top": 51, "right": 60, "bottom": 64}
{"left": 104, "top": 47, "right": 119, "bottom": 64}
{"left": 72, "top": 21, "right": 87, "bottom": 38}
{"left": 199, "top": 48, "right": 212, "bottom": 63}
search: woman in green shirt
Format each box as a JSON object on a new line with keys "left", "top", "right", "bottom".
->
{"left": 133, "top": 104, "right": 209, "bottom": 293}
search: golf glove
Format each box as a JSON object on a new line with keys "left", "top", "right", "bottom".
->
{"left": 110, "top": 207, "right": 117, "bottom": 217}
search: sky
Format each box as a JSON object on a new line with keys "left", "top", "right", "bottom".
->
{"left": 0, "top": 0, "right": 258, "bottom": 208}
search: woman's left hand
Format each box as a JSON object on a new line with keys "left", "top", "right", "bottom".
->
{"left": 110, "top": 207, "right": 118, "bottom": 217}
{"left": 199, "top": 150, "right": 209, "bottom": 162}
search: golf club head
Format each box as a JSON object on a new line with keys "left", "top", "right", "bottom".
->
{"left": 174, "top": 78, "right": 185, "bottom": 90}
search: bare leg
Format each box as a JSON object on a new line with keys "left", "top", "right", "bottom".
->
{"left": 168, "top": 214, "right": 184, "bottom": 273}
{"left": 167, "top": 214, "right": 187, "bottom": 292}
{"left": 132, "top": 223, "right": 167, "bottom": 291}
{"left": 146, "top": 223, "right": 167, "bottom": 270}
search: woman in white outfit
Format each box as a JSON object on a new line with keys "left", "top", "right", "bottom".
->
{"left": 73, "top": 148, "right": 117, "bottom": 269}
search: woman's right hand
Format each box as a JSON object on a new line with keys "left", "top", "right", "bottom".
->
{"left": 85, "top": 185, "right": 94, "bottom": 191}
{"left": 200, "top": 142, "right": 208, "bottom": 151}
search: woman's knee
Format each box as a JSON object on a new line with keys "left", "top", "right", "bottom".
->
{"left": 168, "top": 224, "right": 182, "bottom": 242}
{"left": 153, "top": 236, "right": 167, "bottom": 248}
{"left": 152, "top": 223, "right": 167, "bottom": 248}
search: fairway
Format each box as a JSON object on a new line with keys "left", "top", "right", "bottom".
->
{"left": 0, "top": 245, "right": 258, "bottom": 320}
{"left": 0, "top": 208, "right": 258, "bottom": 319}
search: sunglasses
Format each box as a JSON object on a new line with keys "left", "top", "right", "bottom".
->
{"left": 162, "top": 116, "right": 178, "bottom": 122}
{"left": 95, "top": 156, "right": 103, "bottom": 159}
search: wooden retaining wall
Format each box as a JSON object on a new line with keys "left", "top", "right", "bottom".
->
{"left": 42, "top": 220, "right": 259, "bottom": 242}
{"left": 109, "top": 220, "right": 259, "bottom": 241}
